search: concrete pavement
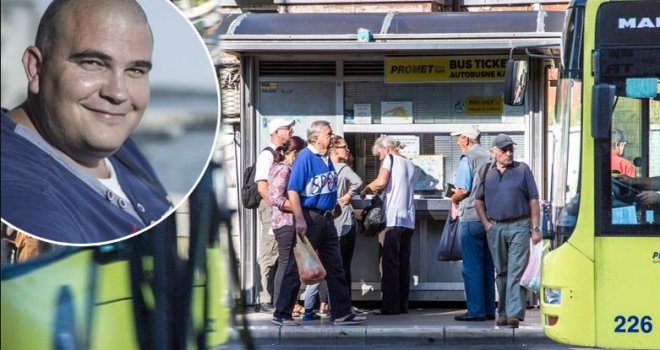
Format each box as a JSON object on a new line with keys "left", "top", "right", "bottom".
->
{"left": 236, "top": 306, "right": 553, "bottom": 347}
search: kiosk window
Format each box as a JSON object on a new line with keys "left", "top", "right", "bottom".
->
{"left": 344, "top": 81, "right": 524, "bottom": 124}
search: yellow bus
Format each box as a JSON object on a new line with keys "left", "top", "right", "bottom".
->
{"left": 508, "top": 0, "right": 660, "bottom": 348}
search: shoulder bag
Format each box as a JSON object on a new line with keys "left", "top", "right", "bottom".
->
{"left": 361, "top": 154, "right": 393, "bottom": 237}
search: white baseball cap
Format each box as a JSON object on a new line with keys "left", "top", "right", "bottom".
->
{"left": 268, "top": 118, "right": 296, "bottom": 135}
{"left": 450, "top": 125, "right": 480, "bottom": 140}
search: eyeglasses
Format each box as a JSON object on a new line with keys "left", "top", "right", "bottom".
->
{"left": 335, "top": 145, "right": 349, "bottom": 151}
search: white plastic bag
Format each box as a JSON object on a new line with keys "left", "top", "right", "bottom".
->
{"left": 293, "top": 235, "right": 326, "bottom": 285}
{"left": 520, "top": 239, "right": 544, "bottom": 292}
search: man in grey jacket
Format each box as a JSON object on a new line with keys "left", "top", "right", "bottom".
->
{"left": 450, "top": 125, "right": 495, "bottom": 322}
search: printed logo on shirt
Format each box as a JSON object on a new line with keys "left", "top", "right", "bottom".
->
{"left": 303, "top": 171, "right": 338, "bottom": 197}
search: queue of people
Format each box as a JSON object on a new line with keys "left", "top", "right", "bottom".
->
{"left": 251, "top": 117, "right": 547, "bottom": 329}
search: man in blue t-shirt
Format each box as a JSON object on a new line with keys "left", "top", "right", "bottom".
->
{"left": 286, "top": 120, "right": 366, "bottom": 326}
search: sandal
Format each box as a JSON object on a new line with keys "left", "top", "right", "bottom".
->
{"left": 292, "top": 304, "right": 304, "bottom": 317}
{"left": 319, "top": 302, "right": 329, "bottom": 315}
{"left": 333, "top": 313, "right": 367, "bottom": 326}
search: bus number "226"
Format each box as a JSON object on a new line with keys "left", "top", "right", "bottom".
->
{"left": 614, "top": 315, "right": 653, "bottom": 333}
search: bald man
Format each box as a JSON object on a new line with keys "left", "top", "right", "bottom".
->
{"left": 1, "top": 0, "right": 171, "bottom": 244}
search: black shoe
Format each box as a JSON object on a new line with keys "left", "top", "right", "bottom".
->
{"left": 486, "top": 315, "right": 496, "bottom": 320}
{"left": 454, "top": 313, "right": 486, "bottom": 321}
{"left": 259, "top": 303, "right": 275, "bottom": 313}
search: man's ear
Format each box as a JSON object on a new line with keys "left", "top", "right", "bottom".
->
{"left": 22, "top": 46, "right": 43, "bottom": 95}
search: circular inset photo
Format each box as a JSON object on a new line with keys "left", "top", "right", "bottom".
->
{"left": 0, "top": 0, "right": 219, "bottom": 245}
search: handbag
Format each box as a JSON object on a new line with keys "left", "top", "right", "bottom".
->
{"left": 361, "top": 194, "right": 386, "bottom": 237}
{"left": 436, "top": 216, "right": 462, "bottom": 261}
{"left": 293, "top": 235, "right": 326, "bottom": 285}
{"left": 361, "top": 155, "right": 393, "bottom": 237}
{"left": 520, "top": 239, "right": 545, "bottom": 292}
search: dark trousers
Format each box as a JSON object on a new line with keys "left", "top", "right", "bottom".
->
{"left": 303, "top": 209, "right": 352, "bottom": 319}
{"left": 273, "top": 225, "right": 300, "bottom": 319}
{"left": 378, "top": 226, "right": 414, "bottom": 314}
{"left": 339, "top": 226, "right": 356, "bottom": 298}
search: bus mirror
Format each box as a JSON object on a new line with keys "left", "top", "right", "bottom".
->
{"left": 591, "top": 84, "right": 615, "bottom": 140}
{"left": 503, "top": 60, "right": 528, "bottom": 106}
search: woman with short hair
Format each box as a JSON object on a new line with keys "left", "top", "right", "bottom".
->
{"left": 361, "top": 135, "right": 416, "bottom": 315}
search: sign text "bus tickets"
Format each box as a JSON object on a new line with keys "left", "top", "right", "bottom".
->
{"left": 385, "top": 56, "right": 517, "bottom": 83}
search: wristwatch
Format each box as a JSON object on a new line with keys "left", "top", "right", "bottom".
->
{"left": 531, "top": 226, "right": 541, "bottom": 233}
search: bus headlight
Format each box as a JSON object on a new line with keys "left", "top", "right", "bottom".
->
{"left": 544, "top": 288, "right": 561, "bottom": 305}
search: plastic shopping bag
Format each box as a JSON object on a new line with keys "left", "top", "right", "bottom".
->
{"left": 293, "top": 235, "right": 326, "bottom": 285}
{"left": 520, "top": 239, "right": 544, "bottom": 292}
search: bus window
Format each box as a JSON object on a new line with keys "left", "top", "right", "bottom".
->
{"left": 607, "top": 98, "right": 660, "bottom": 228}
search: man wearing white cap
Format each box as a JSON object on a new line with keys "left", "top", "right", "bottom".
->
{"left": 449, "top": 125, "right": 496, "bottom": 322}
{"left": 254, "top": 117, "right": 295, "bottom": 312}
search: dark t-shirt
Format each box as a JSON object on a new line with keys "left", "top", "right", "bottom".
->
{"left": 1, "top": 109, "right": 171, "bottom": 244}
{"left": 474, "top": 161, "right": 539, "bottom": 221}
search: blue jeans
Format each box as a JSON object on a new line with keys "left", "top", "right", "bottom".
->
{"left": 460, "top": 221, "right": 496, "bottom": 318}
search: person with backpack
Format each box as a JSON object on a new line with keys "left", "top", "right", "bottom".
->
{"left": 448, "top": 125, "right": 496, "bottom": 322}
{"left": 253, "top": 117, "right": 295, "bottom": 312}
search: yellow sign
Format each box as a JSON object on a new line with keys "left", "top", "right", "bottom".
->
{"left": 385, "top": 56, "right": 512, "bottom": 82}
{"left": 465, "top": 97, "right": 503, "bottom": 115}
{"left": 260, "top": 82, "right": 277, "bottom": 93}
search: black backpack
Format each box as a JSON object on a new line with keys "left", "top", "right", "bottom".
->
{"left": 241, "top": 147, "right": 275, "bottom": 209}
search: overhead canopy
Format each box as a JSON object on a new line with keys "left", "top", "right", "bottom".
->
{"left": 217, "top": 11, "right": 564, "bottom": 54}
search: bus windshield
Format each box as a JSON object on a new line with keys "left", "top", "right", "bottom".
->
{"left": 593, "top": 0, "right": 660, "bottom": 234}
{"left": 606, "top": 96, "right": 660, "bottom": 230}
